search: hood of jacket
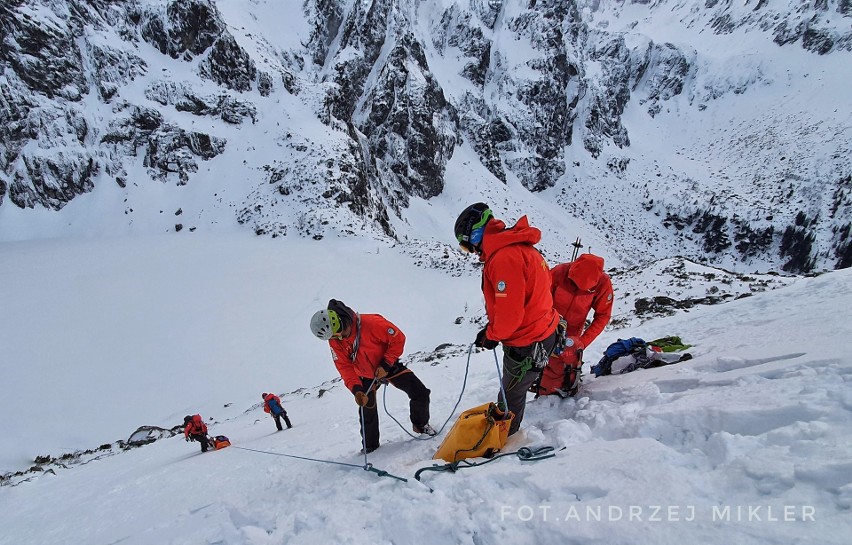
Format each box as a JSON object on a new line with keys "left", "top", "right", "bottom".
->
{"left": 567, "top": 253, "right": 605, "bottom": 291}
{"left": 480, "top": 216, "right": 542, "bottom": 260}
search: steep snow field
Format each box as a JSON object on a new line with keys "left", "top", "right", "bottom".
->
{"left": 1, "top": 234, "right": 850, "bottom": 544}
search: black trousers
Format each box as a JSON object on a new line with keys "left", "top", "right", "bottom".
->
{"left": 357, "top": 371, "right": 431, "bottom": 451}
{"left": 189, "top": 433, "right": 210, "bottom": 452}
{"left": 273, "top": 412, "right": 292, "bottom": 431}
{"left": 499, "top": 329, "right": 558, "bottom": 435}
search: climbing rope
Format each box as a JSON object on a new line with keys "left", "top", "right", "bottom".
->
{"left": 414, "top": 446, "right": 558, "bottom": 491}
{"left": 232, "top": 446, "right": 408, "bottom": 483}
{"left": 380, "top": 343, "right": 476, "bottom": 440}
{"left": 233, "top": 344, "right": 554, "bottom": 488}
{"left": 493, "top": 348, "right": 509, "bottom": 413}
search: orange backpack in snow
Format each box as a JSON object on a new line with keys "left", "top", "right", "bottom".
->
{"left": 212, "top": 435, "right": 231, "bottom": 450}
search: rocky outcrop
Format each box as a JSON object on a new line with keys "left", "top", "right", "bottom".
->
{"left": 493, "top": 1, "right": 583, "bottom": 191}
{"left": 145, "top": 81, "right": 257, "bottom": 124}
{"left": 0, "top": 0, "right": 237, "bottom": 210}
{"left": 0, "top": 0, "right": 86, "bottom": 100}
{"left": 360, "top": 34, "right": 459, "bottom": 201}
{"left": 198, "top": 34, "right": 258, "bottom": 92}
{"left": 780, "top": 212, "right": 818, "bottom": 273}
{"left": 138, "top": 0, "right": 223, "bottom": 59}
{"left": 583, "top": 32, "right": 633, "bottom": 158}
{"left": 319, "top": 0, "right": 393, "bottom": 121}
{"left": 10, "top": 153, "right": 98, "bottom": 210}
{"left": 640, "top": 42, "right": 693, "bottom": 117}
{"left": 88, "top": 42, "right": 148, "bottom": 102}
{"left": 143, "top": 126, "right": 226, "bottom": 185}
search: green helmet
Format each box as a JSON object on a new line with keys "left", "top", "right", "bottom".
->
{"left": 310, "top": 309, "right": 341, "bottom": 340}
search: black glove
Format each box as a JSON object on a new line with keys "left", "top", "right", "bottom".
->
{"left": 474, "top": 327, "right": 499, "bottom": 350}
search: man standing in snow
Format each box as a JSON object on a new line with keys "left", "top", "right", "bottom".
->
{"left": 183, "top": 414, "right": 212, "bottom": 452}
{"left": 309, "top": 299, "right": 436, "bottom": 453}
{"left": 454, "top": 203, "right": 560, "bottom": 435}
{"left": 536, "top": 253, "right": 613, "bottom": 397}
{"left": 262, "top": 392, "right": 293, "bottom": 431}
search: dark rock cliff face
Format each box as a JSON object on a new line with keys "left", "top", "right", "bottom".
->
{"left": 583, "top": 32, "right": 633, "bottom": 158}
{"left": 499, "top": 0, "right": 582, "bottom": 191}
{"left": 0, "top": 0, "right": 234, "bottom": 210}
{"left": 316, "top": 0, "right": 392, "bottom": 122}
{"left": 434, "top": 4, "right": 506, "bottom": 183}
{"left": 198, "top": 34, "right": 258, "bottom": 92}
{"left": 1, "top": 0, "right": 87, "bottom": 100}
{"left": 138, "top": 0, "right": 223, "bottom": 59}
{"left": 0, "top": 0, "right": 848, "bottom": 271}
{"left": 10, "top": 153, "right": 98, "bottom": 209}
{"left": 360, "top": 34, "right": 459, "bottom": 202}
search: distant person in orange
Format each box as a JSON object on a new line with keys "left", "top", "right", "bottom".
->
{"left": 310, "top": 299, "right": 436, "bottom": 453}
{"left": 454, "top": 203, "right": 560, "bottom": 435}
{"left": 262, "top": 392, "right": 293, "bottom": 431}
{"left": 183, "top": 414, "right": 211, "bottom": 452}
{"left": 537, "top": 253, "right": 613, "bottom": 397}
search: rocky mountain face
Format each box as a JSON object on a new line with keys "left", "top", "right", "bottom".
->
{"left": 0, "top": 0, "right": 849, "bottom": 271}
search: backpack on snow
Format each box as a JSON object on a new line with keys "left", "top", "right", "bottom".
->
{"left": 433, "top": 403, "right": 514, "bottom": 463}
{"left": 591, "top": 337, "right": 647, "bottom": 376}
{"left": 211, "top": 435, "right": 231, "bottom": 450}
{"left": 591, "top": 337, "right": 692, "bottom": 377}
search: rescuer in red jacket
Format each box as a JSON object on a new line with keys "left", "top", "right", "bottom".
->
{"left": 183, "top": 414, "right": 212, "bottom": 452}
{"left": 310, "top": 299, "right": 435, "bottom": 453}
{"left": 262, "top": 392, "right": 293, "bottom": 431}
{"left": 538, "top": 253, "right": 614, "bottom": 397}
{"left": 455, "top": 203, "right": 560, "bottom": 435}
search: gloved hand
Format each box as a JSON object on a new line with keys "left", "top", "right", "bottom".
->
{"left": 185, "top": 436, "right": 191, "bottom": 442}
{"left": 354, "top": 391, "right": 370, "bottom": 407}
{"left": 375, "top": 363, "right": 390, "bottom": 381}
{"left": 474, "top": 327, "right": 499, "bottom": 350}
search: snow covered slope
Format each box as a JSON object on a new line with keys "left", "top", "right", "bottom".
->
{"left": 1, "top": 235, "right": 850, "bottom": 544}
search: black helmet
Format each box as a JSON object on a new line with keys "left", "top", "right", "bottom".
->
{"left": 183, "top": 415, "right": 193, "bottom": 424}
{"left": 327, "top": 299, "right": 354, "bottom": 332}
{"left": 454, "top": 202, "right": 493, "bottom": 252}
{"left": 261, "top": 393, "right": 268, "bottom": 398}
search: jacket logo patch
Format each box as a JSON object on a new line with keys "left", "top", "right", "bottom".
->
{"left": 497, "top": 280, "right": 506, "bottom": 292}
{"left": 388, "top": 328, "right": 395, "bottom": 335}
{"left": 607, "top": 294, "right": 613, "bottom": 301}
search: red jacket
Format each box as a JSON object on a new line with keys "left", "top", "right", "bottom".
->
{"left": 262, "top": 393, "right": 283, "bottom": 414}
{"left": 550, "top": 253, "right": 613, "bottom": 349}
{"left": 329, "top": 313, "right": 405, "bottom": 392}
{"left": 183, "top": 414, "right": 207, "bottom": 438}
{"left": 480, "top": 216, "right": 559, "bottom": 347}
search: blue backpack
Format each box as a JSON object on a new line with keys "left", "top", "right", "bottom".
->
{"left": 268, "top": 398, "right": 284, "bottom": 415}
{"left": 591, "top": 337, "right": 647, "bottom": 377}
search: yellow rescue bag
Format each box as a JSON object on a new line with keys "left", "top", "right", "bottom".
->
{"left": 433, "top": 402, "right": 514, "bottom": 463}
